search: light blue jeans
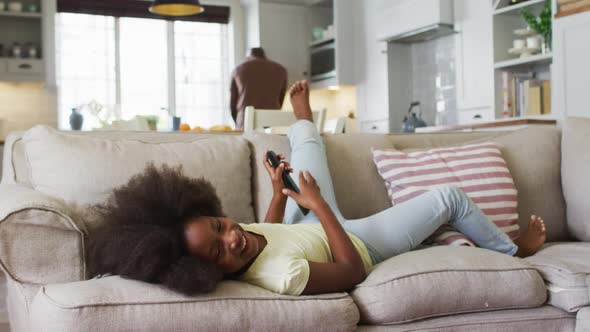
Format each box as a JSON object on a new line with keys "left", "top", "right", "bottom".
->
{"left": 283, "top": 120, "right": 518, "bottom": 264}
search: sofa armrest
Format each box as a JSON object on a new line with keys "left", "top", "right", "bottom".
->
{"left": 0, "top": 184, "right": 86, "bottom": 284}
{"left": 577, "top": 307, "right": 590, "bottom": 332}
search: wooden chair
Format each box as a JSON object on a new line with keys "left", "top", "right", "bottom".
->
{"left": 323, "top": 116, "right": 347, "bottom": 134}
{"left": 243, "top": 106, "right": 327, "bottom": 134}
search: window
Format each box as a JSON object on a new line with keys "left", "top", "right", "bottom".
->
{"left": 56, "top": 13, "right": 230, "bottom": 130}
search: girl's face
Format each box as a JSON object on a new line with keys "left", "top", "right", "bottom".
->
{"left": 184, "top": 217, "right": 263, "bottom": 274}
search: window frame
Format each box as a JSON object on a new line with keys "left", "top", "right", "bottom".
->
{"left": 56, "top": 12, "right": 231, "bottom": 129}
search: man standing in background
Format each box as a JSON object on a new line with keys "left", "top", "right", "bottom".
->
{"left": 230, "top": 48, "right": 288, "bottom": 130}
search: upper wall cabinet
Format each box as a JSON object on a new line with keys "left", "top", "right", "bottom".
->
{"left": 354, "top": 0, "right": 390, "bottom": 126}
{"left": 258, "top": 2, "right": 309, "bottom": 84}
{"left": 247, "top": 0, "right": 354, "bottom": 90}
{"left": 454, "top": 0, "right": 494, "bottom": 115}
{"left": 306, "top": 0, "right": 354, "bottom": 90}
{"left": 0, "top": 0, "right": 46, "bottom": 82}
{"left": 553, "top": 10, "right": 590, "bottom": 119}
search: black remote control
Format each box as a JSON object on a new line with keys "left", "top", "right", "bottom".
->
{"left": 267, "top": 150, "right": 310, "bottom": 215}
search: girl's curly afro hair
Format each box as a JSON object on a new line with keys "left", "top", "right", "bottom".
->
{"left": 87, "top": 164, "right": 225, "bottom": 295}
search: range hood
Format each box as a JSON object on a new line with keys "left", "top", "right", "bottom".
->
{"left": 388, "top": 23, "right": 455, "bottom": 44}
{"left": 377, "top": 0, "right": 455, "bottom": 44}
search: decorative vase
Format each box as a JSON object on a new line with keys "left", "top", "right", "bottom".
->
{"left": 69, "top": 108, "right": 83, "bottom": 130}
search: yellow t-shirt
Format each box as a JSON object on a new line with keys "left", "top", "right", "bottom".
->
{"left": 239, "top": 223, "right": 373, "bottom": 296}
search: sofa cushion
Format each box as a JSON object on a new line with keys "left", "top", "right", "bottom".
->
{"left": 578, "top": 307, "right": 590, "bottom": 332}
{"left": 21, "top": 125, "right": 255, "bottom": 224}
{"left": 372, "top": 142, "right": 519, "bottom": 247}
{"left": 30, "top": 276, "right": 359, "bottom": 332}
{"left": 526, "top": 242, "right": 590, "bottom": 312}
{"left": 242, "top": 131, "right": 291, "bottom": 223}
{"left": 356, "top": 305, "right": 576, "bottom": 332}
{"left": 351, "top": 246, "right": 547, "bottom": 325}
{"left": 562, "top": 117, "right": 590, "bottom": 241}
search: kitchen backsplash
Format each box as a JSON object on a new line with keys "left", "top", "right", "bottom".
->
{"left": 282, "top": 85, "right": 356, "bottom": 122}
{"left": 410, "top": 34, "right": 457, "bottom": 127}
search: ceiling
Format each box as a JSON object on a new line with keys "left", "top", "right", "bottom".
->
{"left": 260, "top": 0, "right": 309, "bottom": 4}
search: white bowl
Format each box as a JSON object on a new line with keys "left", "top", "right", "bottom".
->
{"left": 8, "top": 1, "right": 22, "bottom": 12}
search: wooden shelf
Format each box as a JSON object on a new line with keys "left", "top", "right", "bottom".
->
{"left": 0, "top": 11, "right": 41, "bottom": 19}
{"left": 494, "top": 52, "right": 552, "bottom": 69}
{"left": 415, "top": 118, "right": 557, "bottom": 133}
{"left": 494, "top": 0, "right": 547, "bottom": 16}
{"left": 555, "top": 4, "right": 590, "bottom": 18}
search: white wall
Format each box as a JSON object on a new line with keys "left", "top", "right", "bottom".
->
{"left": 205, "top": 0, "right": 247, "bottom": 69}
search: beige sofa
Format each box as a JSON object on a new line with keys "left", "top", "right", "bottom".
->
{"left": 0, "top": 118, "right": 589, "bottom": 331}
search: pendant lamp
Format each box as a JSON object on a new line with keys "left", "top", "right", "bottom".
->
{"left": 149, "top": 0, "right": 204, "bottom": 16}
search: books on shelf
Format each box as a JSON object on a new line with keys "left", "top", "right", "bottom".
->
{"left": 501, "top": 71, "right": 551, "bottom": 117}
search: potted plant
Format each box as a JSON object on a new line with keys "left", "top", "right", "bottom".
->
{"left": 521, "top": 1, "right": 552, "bottom": 53}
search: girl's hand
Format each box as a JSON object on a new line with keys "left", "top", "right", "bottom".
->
{"left": 282, "top": 171, "right": 325, "bottom": 211}
{"left": 263, "top": 150, "right": 293, "bottom": 197}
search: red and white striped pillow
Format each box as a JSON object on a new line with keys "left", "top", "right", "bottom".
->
{"left": 372, "top": 142, "right": 520, "bottom": 247}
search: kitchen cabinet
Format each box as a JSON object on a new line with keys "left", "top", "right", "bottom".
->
{"left": 246, "top": 0, "right": 354, "bottom": 88}
{"left": 553, "top": 10, "right": 590, "bottom": 119}
{"left": 0, "top": 0, "right": 55, "bottom": 85}
{"left": 360, "top": 118, "right": 390, "bottom": 134}
{"left": 0, "top": 0, "right": 46, "bottom": 83}
{"left": 258, "top": 2, "right": 308, "bottom": 84}
{"left": 354, "top": 0, "right": 390, "bottom": 129}
{"left": 306, "top": 0, "right": 354, "bottom": 90}
{"left": 454, "top": 0, "right": 494, "bottom": 121}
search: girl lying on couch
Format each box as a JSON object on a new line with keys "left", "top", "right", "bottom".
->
{"left": 88, "top": 81, "right": 547, "bottom": 296}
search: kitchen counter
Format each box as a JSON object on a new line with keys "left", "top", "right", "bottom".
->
{"left": 415, "top": 118, "right": 557, "bottom": 133}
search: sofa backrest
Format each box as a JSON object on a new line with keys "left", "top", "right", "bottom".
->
{"left": 2, "top": 126, "right": 256, "bottom": 232}
{"left": 3, "top": 125, "right": 568, "bottom": 242}
{"left": 246, "top": 126, "right": 568, "bottom": 242}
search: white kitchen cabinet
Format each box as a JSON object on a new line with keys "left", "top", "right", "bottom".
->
{"left": 306, "top": 0, "right": 354, "bottom": 90}
{"left": 360, "top": 118, "right": 390, "bottom": 134}
{"left": 553, "top": 10, "right": 590, "bottom": 119}
{"left": 453, "top": 0, "right": 494, "bottom": 115}
{"left": 355, "top": 0, "right": 390, "bottom": 130}
{"left": 259, "top": 2, "right": 308, "bottom": 84}
{"left": 244, "top": 1, "right": 308, "bottom": 84}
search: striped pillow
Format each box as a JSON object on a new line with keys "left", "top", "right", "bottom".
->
{"left": 372, "top": 142, "right": 519, "bottom": 247}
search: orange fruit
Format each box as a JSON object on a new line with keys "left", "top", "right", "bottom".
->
{"left": 179, "top": 123, "right": 191, "bottom": 131}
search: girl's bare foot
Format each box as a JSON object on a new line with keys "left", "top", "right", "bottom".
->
{"left": 515, "top": 215, "right": 547, "bottom": 257}
{"left": 289, "top": 80, "right": 313, "bottom": 122}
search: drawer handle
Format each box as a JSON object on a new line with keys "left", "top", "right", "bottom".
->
{"left": 18, "top": 64, "right": 32, "bottom": 70}
{"left": 371, "top": 126, "right": 377, "bottom": 130}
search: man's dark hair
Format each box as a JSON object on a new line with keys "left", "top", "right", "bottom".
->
{"left": 249, "top": 47, "right": 266, "bottom": 59}
{"left": 87, "top": 164, "right": 224, "bottom": 295}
